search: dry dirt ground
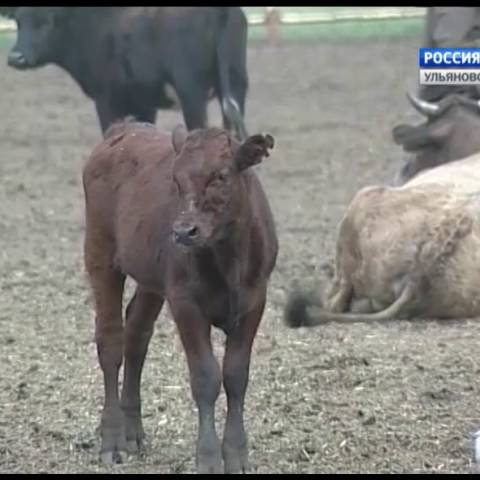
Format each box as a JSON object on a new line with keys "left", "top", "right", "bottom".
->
{"left": 1, "top": 34, "right": 480, "bottom": 474}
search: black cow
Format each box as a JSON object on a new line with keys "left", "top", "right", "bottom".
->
{"left": 5, "top": 7, "right": 249, "bottom": 140}
{"left": 392, "top": 92, "right": 480, "bottom": 184}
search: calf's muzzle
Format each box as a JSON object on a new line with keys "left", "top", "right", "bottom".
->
{"left": 173, "top": 221, "right": 199, "bottom": 246}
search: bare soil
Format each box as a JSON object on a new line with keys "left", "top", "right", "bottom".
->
{"left": 1, "top": 35, "right": 479, "bottom": 474}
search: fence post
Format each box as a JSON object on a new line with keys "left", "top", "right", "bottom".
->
{"left": 265, "top": 7, "right": 281, "bottom": 43}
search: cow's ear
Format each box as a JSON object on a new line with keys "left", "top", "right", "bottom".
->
{"left": 234, "top": 134, "right": 275, "bottom": 171}
{"left": 392, "top": 123, "right": 452, "bottom": 152}
{"left": 426, "top": 122, "right": 454, "bottom": 144}
{"left": 172, "top": 125, "right": 188, "bottom": 154}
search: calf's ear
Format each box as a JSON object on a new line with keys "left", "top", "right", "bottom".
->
{"left": 172, "top": 124, "right": 188, "bottom": 154}
{"left": 234, "top": 134, "right": 275, "bottom": 171}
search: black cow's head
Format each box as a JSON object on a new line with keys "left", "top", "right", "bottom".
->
{"left": 392, "top": 92, "right": 480, "bottom": 185}
{"left": 7, "top": 7, "right": 68, "bottom": 69}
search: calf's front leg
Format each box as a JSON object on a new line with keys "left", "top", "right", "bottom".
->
{"left": 121, "top": 288, "right": 164, "bottom": 454}
{"left": 87, "top": 267, "right": 127, "bottom": 464}
{"left": 222, "top": 287, "right": 267, "bottom": 474}
{"left": 170, "top": 299, "right": 223, "bottom": 474}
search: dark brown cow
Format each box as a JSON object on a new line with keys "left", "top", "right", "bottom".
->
{"left": 392, "top": 92, "right": 480, "bottom": 184}
{"left": 82, "top": 119, "right": 278, "bottom": 473}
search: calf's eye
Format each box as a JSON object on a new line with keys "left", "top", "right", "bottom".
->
{"left": 215, "top": 169, "right": 230, "bottom": 182}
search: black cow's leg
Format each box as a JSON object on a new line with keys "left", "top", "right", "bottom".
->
{"left": 169, "top": 300, "right": 223, "bottom": 473}
{"left": 216, "top": 66, "right": 248, "bottom": 142}
{"left": 226, "top": 67, "right": 248, "bottom": 141}
{"left": 130, "top": 106, "right": 157, "bottom": 126}
{"left": 217, "top": 91, "right": 234, "bottom": 138}
{"left": 229, "top": 68, "right": 247, "bottom": 116}
{"left": 174, "top": 80, "right": 209, "bottom": 131}
{"left": 220, "top": 106, "right": 247, "bottom": 143}
{"left": 219, "top": 96, "right": 247, "bottom": 143}
{"left": 95, "top": 98, "right": 119, "bottom": 135}
{"left": 120, "top": 288, "right": 164, "bottom": 454}
{"left": 222, "top": 286, "right": 266, "bottom": 473}
{"left": 96, "top": 97, "right": 157, "bottom": 134}
{"left": 215, "top": 96, "right": 235, "bottom": 139}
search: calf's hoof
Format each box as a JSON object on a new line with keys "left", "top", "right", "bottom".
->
{"left": 196, "top": 449, "right": 223, "bottom": 474}
{"left": 100, "top": 448, "right": 128, "bottom": 465}
{"left": 197, "top": 460, "right": 223, "bottom": 474}
{"left": 99, "top": 424, "right": 128, "bottom": 465}
{"left": 223, "top": 443, "right": 249, "bottom": 474}
{"left": 473, "top": 430, "right": 480, "bottom": 466}
{"left": 196, "top": 434, "right": 223, "bottom": 473}
{"left": 125, "top": 415, "right": 146, "bottom": 455}
{"left": 126, "top": 439, "right": 144, "bottom": 455}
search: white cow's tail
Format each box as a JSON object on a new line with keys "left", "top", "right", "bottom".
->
{"left": 284, "top": 282, "right": 415, "bottom": 327}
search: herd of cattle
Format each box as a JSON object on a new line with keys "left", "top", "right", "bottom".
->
{"left": 3, "top": 5, "right": 480, "bottom": 474}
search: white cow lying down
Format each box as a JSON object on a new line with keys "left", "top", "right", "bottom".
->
{"left": 284, "top": 150, "right": 480, "bottom": 466}
{"left": 285, "top": 151, "right": 480, "bottom": 325}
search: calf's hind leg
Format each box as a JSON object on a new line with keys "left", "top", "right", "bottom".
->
{"left": 85, "top": 238, "right": 127, "bottom": 464}
{"left": 121, "top": 288, "right": 164, "bottom": 454}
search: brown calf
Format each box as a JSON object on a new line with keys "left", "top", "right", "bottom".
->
{"left": 82, "top": 119, "right": 278, "bottom": 473}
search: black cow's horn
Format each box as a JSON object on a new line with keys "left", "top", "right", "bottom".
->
{"left": 406, "top": 92, "right": 440, "bottom": 118}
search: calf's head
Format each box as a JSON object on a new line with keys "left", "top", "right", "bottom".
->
{"left": 171, "top": 125, "right": 274, "bottom": 248}
{"left": 8, "top": 7, "right": 68, "bottom": 69}
{"left": 392, "top": 92, "right": 480, "bottom": 184}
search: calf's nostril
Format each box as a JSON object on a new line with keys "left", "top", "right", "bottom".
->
{"left": 173, "top": 224, "right": 199, "bottom": 244}
{"left": 187, "top": 226, "right": 198, "bottom": 238}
